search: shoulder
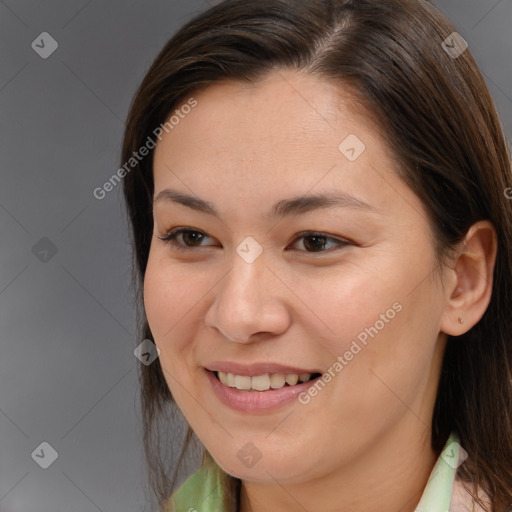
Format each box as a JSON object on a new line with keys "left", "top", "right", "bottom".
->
{"left": 450, "top": 477, "right": 493, "bottom": 512}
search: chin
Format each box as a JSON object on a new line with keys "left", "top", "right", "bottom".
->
{"left": 212, "top": 451, "right": 312, "bottom": 484}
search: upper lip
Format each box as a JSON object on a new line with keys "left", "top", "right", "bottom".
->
{"left": 205, "top": 361, "right": 323, "bottom": 377}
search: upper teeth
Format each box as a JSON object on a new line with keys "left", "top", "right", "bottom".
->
{"left": 217, "top": 371, "right": 313, "bottom": 391}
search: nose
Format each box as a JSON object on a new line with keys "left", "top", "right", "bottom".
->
{"left": 205, "top": 246, "right": 291, "bottom": 344}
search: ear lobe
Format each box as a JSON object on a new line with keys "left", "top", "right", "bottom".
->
{"left": 439, "top": 221, "right": 497, "bottom": 336}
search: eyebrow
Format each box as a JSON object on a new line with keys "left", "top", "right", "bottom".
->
{"left": 153, "top": 188, "right": 376, "bottom": 219}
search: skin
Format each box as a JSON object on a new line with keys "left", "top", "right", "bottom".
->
{"left": 144, "top": 70, "right": 497, "bottom": 512}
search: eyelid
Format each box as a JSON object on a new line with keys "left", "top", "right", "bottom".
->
{"left": 156, "top": 227, "right": 216, "bottom": 251}
{"left": 290, "top": 231, "right": 352, "bottom": 253}
{"left": 157, "top": 227, "right": 353, "bottom": 253}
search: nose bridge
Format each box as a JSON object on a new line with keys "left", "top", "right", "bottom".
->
{"left": 222, "top": 242, "right": 268, "bottom": 315}
{"left": 206, "top": 240, "right": 288, "bottom": 343}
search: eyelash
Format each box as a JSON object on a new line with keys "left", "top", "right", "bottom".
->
{"left": 156, "top": 228, "right": 352, "bottom": 254}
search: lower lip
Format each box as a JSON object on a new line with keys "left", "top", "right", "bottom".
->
{"left": 205, "top": 369, "right": 321, "bottom": 413}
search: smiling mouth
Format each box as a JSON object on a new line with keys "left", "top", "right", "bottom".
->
{"left": 213, "top": 370, "right": 322, "bottom": 392}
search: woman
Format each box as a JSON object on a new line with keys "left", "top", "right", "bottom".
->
{"left": 121, "top": 1, "right": 512, "bottom": 510}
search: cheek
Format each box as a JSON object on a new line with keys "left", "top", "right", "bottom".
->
{"left": 302, "top": 252, "right": 439, "bottom": 394}
{"left": 143, "top": 257, "right": 199, "bottom": 410}
{"left": 301, "top": 262, "right": 402, "bottom": 347}
{"left": 143, "top": 256, "right": 169, "bottom": 337}
{"left": 142, "top": 254, "right": 195, "bottom": 370}
{"left": 143, "top": 253, "right": 200, "bottom": 341}
{"left": 337, "top": 302, "right": 438, "bottom": 420}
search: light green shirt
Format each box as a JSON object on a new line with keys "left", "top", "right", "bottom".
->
{"left": 167, "top": 432, "right": 469, "bottom": 512}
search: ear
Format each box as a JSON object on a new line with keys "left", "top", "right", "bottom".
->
{"left": 439, "top": 220, "right": 498, "bottom": 336}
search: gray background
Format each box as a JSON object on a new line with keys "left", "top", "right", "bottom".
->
{"left": 0, "top": 1, "right": 510, "bottom": 511}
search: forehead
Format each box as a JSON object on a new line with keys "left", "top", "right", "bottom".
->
{"left": 161, "top": 71, "right": 368, "bottom": 145}
{"left": 151, "top": 70, "right": 419, "bottom": 221}
{"left": 154, "top": 71, "right": 385, "bottom": 166}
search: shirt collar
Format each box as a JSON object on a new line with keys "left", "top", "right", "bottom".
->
{"left": 414, "top": 431, "right": 461, "bottom": 512}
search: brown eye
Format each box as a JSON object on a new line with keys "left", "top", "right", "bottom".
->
{"left": 289, "top": 232, "right": 351, "bottom": 253}
{"left": 157, "top": 228, "right": 350, "bottom": 254}
{"left": 157, "top": 228, "right": 215, "bottom": 251}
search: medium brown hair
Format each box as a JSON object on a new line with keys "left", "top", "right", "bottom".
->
{"left": 121, "top": 1, "right": 512, "bottom": 510}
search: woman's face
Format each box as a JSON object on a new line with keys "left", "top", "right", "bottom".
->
{"left": 145, "top": 70, "right": 450, "bottom": 483}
